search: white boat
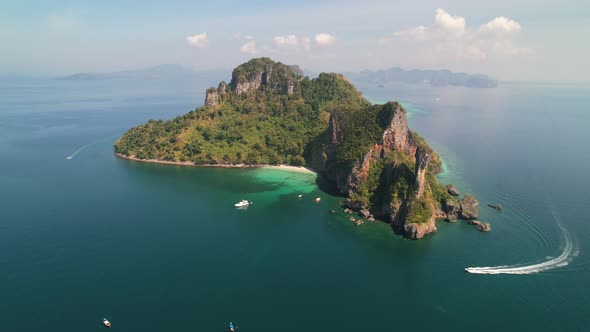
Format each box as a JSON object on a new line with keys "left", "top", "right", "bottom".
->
{"left": 297, "top": 194, "right": 303, "bottom": 198}
{"left": 103, "top": 318, "right": 111, "bottom": 328}
{"left": 66, "top": 156, "right": 72, "bottom": 160}
{"left": 234, "top": 200, "right": 250, "bottom": 208}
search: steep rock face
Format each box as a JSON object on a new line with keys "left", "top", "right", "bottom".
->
{"left": 328, "top": 102, "right": 416, "bottom": 195}
{"left": 204, "top": 81, "right": 228, "bottom": 107}
{"left": 414, "top": 148, "right": 430, "bottom": 199}
{"left": 404, "top": 219, "right": 437, "bottom": 239}
{"left": 378, "top": 102, "right": 413, "bottom": 157}
{"left": 344, "top": 148, "right": 374, "bottom": 203}
{"left": 204, "top": 88, "right": 219, "bottom": 107}
{"left": 321, "top": 99, "right": 479, "bottom": 239}
{"left": 229, "top": 57, "right": 302, "bottom": 96}
{"left": 324, "top": 101, "right": 442, "bottom": 239}
{"left": 204, "top": 58, "right": 302, "bottom": 106}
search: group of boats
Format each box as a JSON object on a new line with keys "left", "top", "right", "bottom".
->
{"left": 101, "top": 318, "right": 237, "bottom": 330}
{"left": 234, "top": 195, "right": 321, "bottom": 208}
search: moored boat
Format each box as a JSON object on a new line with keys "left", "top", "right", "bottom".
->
{"left": 234, "top": 200, "right": 250, "bottom": 208}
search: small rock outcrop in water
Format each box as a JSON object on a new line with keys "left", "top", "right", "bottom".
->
{"left": 115, "top": 57, "right": 479, "bottom": 240}
{"left": 446, "top": 185, "right": 460, "bottom": 196}
{"left": 458, "top": 194, "right": 479, "bottom": 220}
{"left": 469, "top": 220, "right": 491, "bottom": 232}
{"left": 487, "top": 203, "right": 503, "bottom": 211}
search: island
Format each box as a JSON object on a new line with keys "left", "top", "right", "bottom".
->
{"left": 115, "top": 57, "right": 480, "bottom": 239}
{"left": 345, "top": 67, "right": 498, "bottom": 88}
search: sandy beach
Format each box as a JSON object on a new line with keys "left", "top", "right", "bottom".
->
{"left": 115, "top": 153, "right": 317, "bottom": 174}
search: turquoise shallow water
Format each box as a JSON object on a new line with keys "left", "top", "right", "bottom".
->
{"left": 1, "top": 78, "right": 590, "bottom": 331}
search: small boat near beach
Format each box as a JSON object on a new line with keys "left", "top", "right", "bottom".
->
{"left": 103, "top": 318, "right": 111, "bottom": 328}
{"left": 234, "top": 200, "right": 250, "bottom": 208}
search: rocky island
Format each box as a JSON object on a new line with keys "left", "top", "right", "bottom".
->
{"left": 115, "top": 57, "right": 479, "bottom": 239}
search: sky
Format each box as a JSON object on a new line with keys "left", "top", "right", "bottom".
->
{"left": 1, "top": 0, "right": 589, "bottom": 80}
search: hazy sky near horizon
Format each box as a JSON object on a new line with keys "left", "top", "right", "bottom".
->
{"left": 2, "top": 0, "right": 588, "bottom": 80}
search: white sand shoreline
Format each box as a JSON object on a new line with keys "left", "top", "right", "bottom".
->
{"left": 115, "top": 153, "right": 317, "bottom": 174}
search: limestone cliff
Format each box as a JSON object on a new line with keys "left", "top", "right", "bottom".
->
{"left": 228, "top": 57, "right": 302, "bottom": 96}
{"left": 320, "top": 102, "right": 478, "bottom": 239}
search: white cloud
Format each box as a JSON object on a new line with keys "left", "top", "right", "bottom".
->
{"left": 186, "top": 33, "right": 208, "bottom": 48}
{"left": 380, "top": 8, "right": 529, "bottom": 62}
{"left": 393, "top": 26, "right": 429, "bottom": 40}
{"left": 491, "top": 40, "right": 532, "bottom": 56}
{"left": 462, "top": 45, "right": 487, "bottom": 60}
{"left": 315, "top": 33, "right": 335, "bottom": 46}
{"left": 301, "top": 37, "right": 312, "bottom": 51}
{"left": 240, "top": 40, "right": 257, "bottom": 54}
{"left": 274, "top": 34, "right": 298, "bottom": 47}
{"left": 435, "top": 8, "right": 466, "bottom": 36}
{"left": 479, "top": 16, "right": 522, "bottom": 33}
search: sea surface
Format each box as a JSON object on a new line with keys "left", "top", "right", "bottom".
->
{"left": 1, "top": 76, "right": 589, "bottom": 331}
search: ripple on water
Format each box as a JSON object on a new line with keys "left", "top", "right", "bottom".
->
{"left": 495, "top": 186, "right": 551, "bottom": 247}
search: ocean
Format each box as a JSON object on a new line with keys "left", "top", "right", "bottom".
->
{"left": 1, "top": 76, "right": 589, "bottom": 331}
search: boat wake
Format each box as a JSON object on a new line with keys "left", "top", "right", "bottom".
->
{"left": 465, "top": 205, "right": 575, "bottom": 275}
{"left": 66, "top": 136, "right": 115, "bottom": 160}
{"left": 66, "top": 143, "right": 91, "bottom": 160}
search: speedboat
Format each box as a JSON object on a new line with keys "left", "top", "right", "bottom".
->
{"left": 66, "top": 156, "right": 72, "bottom": 160}
{"left": 103, "top": 318, "right": 111, "bottom": 328}
{"left": 234, "top": 200, "right": 250, "bottom": 208}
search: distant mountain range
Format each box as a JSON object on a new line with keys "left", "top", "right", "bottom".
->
{"left": 344, "top": 67, "right": 498, "bottom": 88}
{"left": 58, "top": 64, "right": 226, "bottom": 81}
{"left": 59, "top": 64, "right": 498, "bottom": 88}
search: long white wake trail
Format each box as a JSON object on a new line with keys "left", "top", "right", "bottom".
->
{"left": 465, "top": 207, "right": 574, "bottom": 275}
{"left": 66, "top": 143, "right": 91, "bottom": 160}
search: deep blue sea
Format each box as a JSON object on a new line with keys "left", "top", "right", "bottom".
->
{"left": 1, "top": 76, "right": 589, "bottom": 331}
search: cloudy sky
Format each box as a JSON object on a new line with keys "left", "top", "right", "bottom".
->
{"left": 2, "top": 0, "right": 588, "bottom": 80}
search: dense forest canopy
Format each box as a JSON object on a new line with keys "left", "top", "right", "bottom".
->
{"left": 115, "top": 60, "right": 368, "bottom": 165}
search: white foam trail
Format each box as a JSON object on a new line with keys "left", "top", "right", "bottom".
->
{"left": 66, "top": 143, "right": 91, "bottom": 160}
{"left": 465, "top": 206, "right": 574, "bottom": 275}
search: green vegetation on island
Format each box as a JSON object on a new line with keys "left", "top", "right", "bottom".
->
{"left": 115, "top": 58, "right": 479, "bottom": 239}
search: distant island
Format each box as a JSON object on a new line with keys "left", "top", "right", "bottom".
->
{"left": 345, "top": 67, "right": 498, "bottom": 88}
{"left": 58, "top": 64, "right": 225, "bottom": 81}
{"left": 115, "top": 58, "right": 480, "bottom": 239}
